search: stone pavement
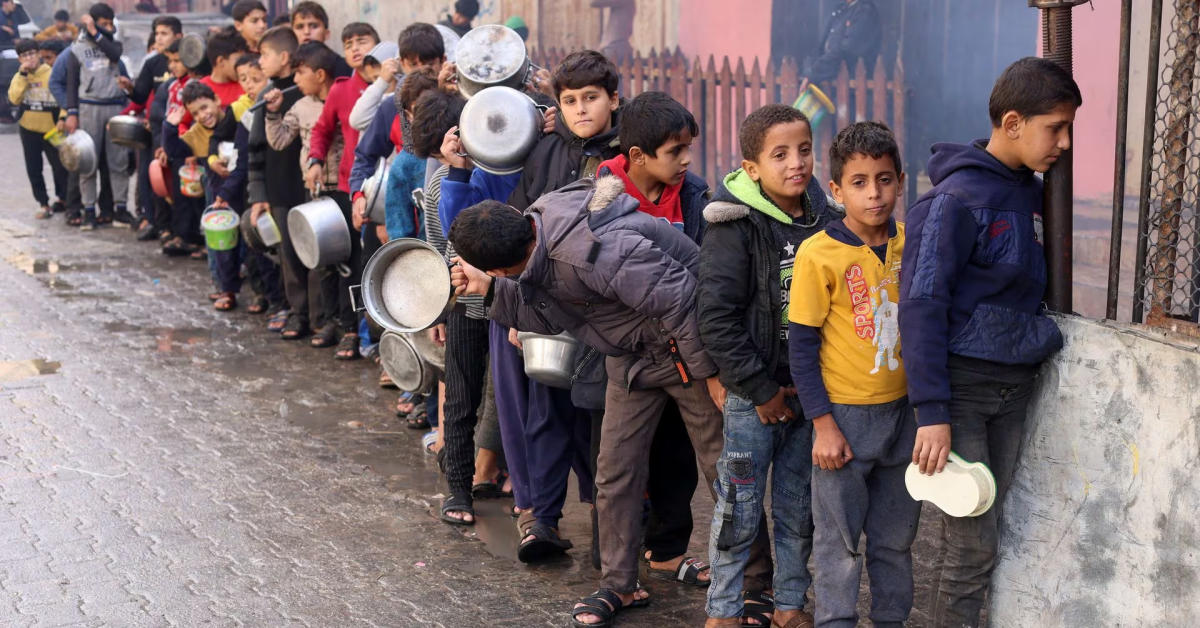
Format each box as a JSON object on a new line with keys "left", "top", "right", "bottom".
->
{"left": 0, "top": 134, "right": 948, "bottom": 627}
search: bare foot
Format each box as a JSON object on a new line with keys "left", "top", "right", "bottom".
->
{"left": 573, "top": 588, "right": 649, "bottom": 625}
{"left": 644, "top": 551, "right": 711, "bottom": 584}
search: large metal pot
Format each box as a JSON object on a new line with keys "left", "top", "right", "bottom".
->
{"left": 351, "top": 238, "right": 455, "bottom": 334}
{"left": 360, "top": 157, "right": 389, "bottom": 224}
{"left": 379, "top": 332, "right": 436, "bottom": 393}
{"left": 517, "top": 332, "right": 582, "bottom": 389}
{"left": 434, "top": 24, "right": 461, "bottom": 63}
{"left": 407, "top": 329, "right": 446, "bottom": 374}
{"left": 288, "top": 197, "right": 351, "bottom": 269}
{"left": 179, "top": 33, "right": 207, "bottom": 70}
{"left": 108, "top": 114, "right": 152, "bottom": 149}
{"left": 457, "top": 86, "right": 546, "bottom": 175}
{"left": 455, "top": 25, "right": 530, "bottom": 98}
{"left": 58, "top": 130, "right": 97, "bottom": 176}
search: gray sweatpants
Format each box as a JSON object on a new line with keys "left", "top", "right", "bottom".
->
{"left": 78, "top": 103, "right": 130, "bottom": 209}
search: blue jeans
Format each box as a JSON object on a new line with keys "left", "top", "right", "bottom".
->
{"left": 812, "top": 398, "right": 920, "bottom": 628}
{"left": 707, "top": 392, "right": 813, "bottom": 618}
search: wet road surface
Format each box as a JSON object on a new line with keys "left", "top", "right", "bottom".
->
{"left": 0, "top": 134, "right": 953, "bottom": 627}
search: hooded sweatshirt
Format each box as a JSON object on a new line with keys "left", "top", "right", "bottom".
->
{"left": 898, "top": 140, "right": 1063, "bottom": 427}
{"left": 596, "top": 155, "right": 682, "bottom": 228}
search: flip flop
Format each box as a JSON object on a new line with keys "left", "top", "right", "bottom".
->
{"left": 517, "top": 522, "right": 573, "bottom": 563}
{"left": 647, "top": 557, "right": 711, "bottom": 587}
{"left": 570, "top": 588, "right": 650, "bottom": 628}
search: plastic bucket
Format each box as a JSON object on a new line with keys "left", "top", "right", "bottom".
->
{"left": 178, "top": 163, "right": 205, "bottom": 198}
{"left": 201, "top": 207, "right": 240, "bottom": 251}
{"left": 43, "top": 128, "right": 66, "bottom": 148}
{"left": 793, "top": 84, "right": 835, "bottom": 129}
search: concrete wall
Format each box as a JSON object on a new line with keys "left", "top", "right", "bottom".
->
{"left": 990, "top": 316, "right": 1200, "bottom": 626}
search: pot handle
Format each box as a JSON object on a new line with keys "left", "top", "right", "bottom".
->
{"left": 349, "top": 284, "right": 364, "bottom": 312}
{"left": 336, "top": 263, "right": 352, "bottom": 278}
{"left": 452, "top": 128, "right": 470, "bottom": 159}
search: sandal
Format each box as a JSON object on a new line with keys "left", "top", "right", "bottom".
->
{"left": 310, "top": 325, "right": 338, "bottom": 348}
{"left": 35, "top": 206, "right": 52, "bottom": 219}
{"left": 96, "top": 212, "right": 114, "bottom": 226}
{"left": 335, "top": 333, "right": 360, "bottom": 360}
{"left": 281, "top": 317, "right": 312, "bottom": 340}
{"left": 66, "top": 211, "right": 82, "bottom": 226}
{"left": 208, "top": 291, "right": 223, "bottom": 301}
{"left": 472, "top": 470, "right": 512, "bottom": 499}
{"left": 570, "top": 588, "right": 650, "bottom": 628}
{"left": 741, "top": 590, "right": 775, "bottom": 627}
{"left": 772, "top": 612, "right": 815, "bottom": 628}
{"left": 395, "top": 390, "right": 420, "bottom": 416}
{"left": 268, "top": 309, "right": 291, "bottom": 333}
{"left": 517, "top": 522, "right": 573, "bottom": 563}
{"left": 647, "top": 557, "right": 710, "bottom": 587}
{"left": 379, "top": 372, "right": 397, "bottom": 389}
{"left": 421, "top": 431, "right": 439, "bottom": 455}
{"left": 214, "top": 292, "right": 237, "bottom": 312}
{"left": 190, "top": 247, "right": 208, "bottom": 261}
{"left": 247, "top": 297, "right": 268, "bottom": 314}
{"left": 162, "top": 238, "right": 197, "bottom": 257}
{"left": 404, "top": 408, "right": 430, "bottom": 430}
{"left": 439, "top": 492, "right": 475, "bottom": 526}
{"left": 511, "top": 505, "right": 528, "bottom": 520}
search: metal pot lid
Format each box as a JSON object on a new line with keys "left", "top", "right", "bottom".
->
{"left": 59, "top": 130, "right": 97, "bottom": 176}
{"left": 456, "top": 25, "right": 527, "bottom": 85}
{"left": 458, "top": 86, "right": 541, "bottom": 175}
{"left": 379, "top": 332, "right": 426, "bottom": 392}
{"left": 407, "top": 330, "right": 446, "bottom": 371}
{"left": 179, "top": 34, "right": 206, "bottom": 70}
{"left": 108, "top": 114, "right": 143, "bottom": 126}
{"left": 363, "top": 157, "right": 389, "bottom": 224}
{"left": 434, "top": 24, "right": 461, "bottom": 63}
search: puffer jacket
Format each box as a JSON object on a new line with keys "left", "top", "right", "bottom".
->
{"left": 488, "top": 175, "right": 716, "bottom": 389}
{"left": 507, "top": 104, "right": 623, "bottom": 211}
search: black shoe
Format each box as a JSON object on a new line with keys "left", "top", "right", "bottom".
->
{"left": 51, "top": 200, "right": 66, "bottom": 213}
{"left": 136, "top": 225, "right": 161, "bottom": 241}
{"left": 113, "top": 209, "right": 136, "bottom": 228}
{"left": 80, "top": 211, "right": 97, "bottom": 231}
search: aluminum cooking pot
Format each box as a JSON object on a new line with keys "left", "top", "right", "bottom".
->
{"left": 517, "top": 332, "right": 582, "bottom": 389}
{"left": 457, "top": 86, "right": 546, "bottom": 176}
{"left": 179, "top": 33, "right": 206, "bottom": 70}
{"left": 379, "top": 332, "right": 436, "bottom": 393}
{"left": 361, "top": 156, "right": 389, "bottom": 224}
{"left": 58, "top": 130, "right": 97, "bottom": 176}
{"left": 240, "top": 212, "right": 268, "bottom": 252}
{"left": 455, "top": 25, "right": 531, "bottom": 98}
{"left": 351, "top": 238, "right": 456, "bottom": 334}
{"left": 434, "top": 23, "right": 461, "bottom": 63}
{"left": 108, "top": 115, "right": 152, "bottom": 150}
{"left": 288, "top": 197, "right": 351, "bottom": 270}
{"left": 407, "top": 329, "right": 446, "bottom": 374}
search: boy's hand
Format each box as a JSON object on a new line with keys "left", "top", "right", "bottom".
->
{"left": 812, "top": 413, "right": 854, "bottom": 470}
{"left": 438, "top": 62, "right": 458, "bottom": 91}
{"left": 441, "top": 127, "right": 471, "bottom": 169}
{"left": 304, "top": 163, "right": 323, "bottom": 194}
{"left": 542, "top": 107, "right": 557, "bottom": 135}
{"left": 210, "top": 159, "right": 230, "bottom": 178}
{"left": 81, "top": 14, "right": 96, "bottom": 35}
{"left": 263, "top": 88, "right": 283, "bottom": 113}
{"left": 531, "top": 68, "right": 554, "bottom": 98}
{"left": 755, "top": 387, "right": 796, "bottom": 425}
{"left": 65, "top": 114, "right": 77, "bottom": 134}
{"left": 117, "top": 76, "right": 133, "bottom": 93}
{"left": 352, "top": 195, "right": 368, "bottom": 228}
{"left": 508, "top": 327, "right": 523, "bottom": 350}
{"left": 375, "top": 223, "right": 389, "bottom": 244}
{"left": 913, "top": 424, "right": 952, "bottom": 476}
{"left": 250, "top": 202, "right": 269, "bottom": 224}
{"left": 706, "top": 377, "right": 727, "bottom": 411}
{"left": 450, "top": 257, "right": 492, "bottom": 296}
{"left": 154, "top": 146, "right": 167, "bottom": 167}
{"left": 211, "top": 196, "right": 229, "bottom": 208}
{"left": 166, "top": 105, "right": 185, "bottom": 126}
{"left": 429, "top": 323, "right": 447, "bottom": 348}
{"left": 379, "top": 58, "right": 400, "bottom": 84}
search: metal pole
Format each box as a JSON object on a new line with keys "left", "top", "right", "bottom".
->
{"left": 1134, "top": 0, "right": 1165, "bottom": 323}
{"left": 1106, "top": 0, "right": 1134, "bottom": 321}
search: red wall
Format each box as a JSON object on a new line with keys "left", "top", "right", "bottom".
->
{"left": 677, "top": 0, "right": 772, "bottom": 66}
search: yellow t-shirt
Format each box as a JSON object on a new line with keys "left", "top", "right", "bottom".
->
{"left": 789, "top": 222, "right": 907, "bottom": 405}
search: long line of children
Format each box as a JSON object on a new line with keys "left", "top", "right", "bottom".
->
{"left": 11, "top": 3, "right": 1082, "bottom": 625}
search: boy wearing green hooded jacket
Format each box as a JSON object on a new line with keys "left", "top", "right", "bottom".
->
{"left": 696, "top": 104, "right": 837, "bottom": 628}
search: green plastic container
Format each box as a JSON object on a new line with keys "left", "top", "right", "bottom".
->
{"left": 201, "top": 207, "right": 240, "bottom": 251}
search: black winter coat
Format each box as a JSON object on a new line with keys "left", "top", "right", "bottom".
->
{"left": 507, "top": 106, "right": 622, "bottom": 211}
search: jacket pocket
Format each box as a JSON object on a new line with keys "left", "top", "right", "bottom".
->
{"left": 948, "top": 302, "right": 1063, "bottom": 365}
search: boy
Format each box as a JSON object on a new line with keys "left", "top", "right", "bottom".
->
{"left": 64, "top": 2, "right": 132, "bottom": 230}
{"left": 248, "top": 26, "right": 308, "bottom": 338}
{"left": 698, "top": 104, "right": 834, "bottom": 628}
{"left": 130, "top": 15, "right": 182, "bottom": 237}
{"left": 232, "top": 0, "right": 268, "bottom": 53}
{"left": 789, "top": 121, "right": 917, "bottom": 628}
{"left": 10, "top": 38, "right": 66, "bottom": 218}
{"left": 899, "top": 57, "right": 1080, "bottom": 628}
{"left": 161, "top": 81, "right": 220, "bottom": 256}
{"left": 232, "top": 53, "right": 266, "bottom": 128}
{"left": 439, "top": 0, "right": 478, "bottom": 38}
{"left": 290, "top": 2, "right": 352, "bottom": 78}
{"left": 347, "top": 41, "right": 398, "bottom": 132}
{"left": 201, "top": 27, "right": 248, "bottom": 108}
{"left": 34, "top": 9, "right": 78, "bottom": 42}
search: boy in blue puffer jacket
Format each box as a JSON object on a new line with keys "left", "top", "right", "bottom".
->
{"left": 898, "top": 56, "right": 1081, "bottom": 628}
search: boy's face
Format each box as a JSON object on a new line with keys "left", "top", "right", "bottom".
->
{"left": 235, "top": 9, "right": 268, "bottom": 46}
{"left": 292, "top": 14, "right": 328, "bottom": 44}
{"left": 258, "top": 44, "right": 289, "bottom": 78}
{"left": 40, "top": 50, "right": 57, "bottom": 66}
{"left": 154, "top": 25, "right": 181, "bottom": 54}
{"left": 166, "top": 51, "right": 187, "bottom": 79}
{"left": 744, "top": 120, "right": 813, "bottom": 203}
{"left": 55, "top": 19, "right": 67, "bottom": 28}
{"left": 343, "top": 34, "right": 377, "bottom": 71}
{"left": 399, "top": 55, "right": 442, "bottom": 75}
{"left": 829, "top": 154, "right": 904, "bottom": 230}
{"left": 216, "top": 51, "right": 245, "bottom": 82}
{"left": 360, "top": 60, "right": 381, "bottom": 83}
{"left": 294, "top": 65, "right": 325, "bottom": 96}
{"left": 95, "top": 17, "right": 115, "bottom": 33}
{"left": 237, "top": 63, "right": 267, "bottom": 97}
{"left": 187, "top": 97, "right": 223, "bottom": 130}
{"left": 1005, "top": 104, "right": 1077, "bottom": 173}
{"left": 558, "top": 85, "right": 618, "bottom": 139}
{"left": 632, "top": 129, "right": 693, "bottom": 188}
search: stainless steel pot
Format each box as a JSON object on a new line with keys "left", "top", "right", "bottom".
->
{"left": 288, "top": 197, "right": 351, "bottom": 270}
{"left": 434, "top": 24, "right": 461, "bottom": 63}
{"left": 457, "top": 86, "right": 546, "bottom": 176}
{"left": 108, "top": 114, "right": 152, "bottom": 149}
{"left": 517, "top": 332, "right": 582, "bottom": 389}
{"left": 179, "top": 33, "right": 206, "bottom": 70}
{"left": 407, "top": 329, "right": 446, "bottom": 374}
{"left": 361, "top": 156, "right": 390, "bottom": 224}
{"left": 379, "top": 332, "right": 436, "bottom": 393}
{"left": 351, "top": 238, "right": 456, "bottom": 334}
{"left": 455, "top": 25, "right": 530, "bottom": 98}
{"left": 58, "top": 130, "right": 97, "bottom": 176}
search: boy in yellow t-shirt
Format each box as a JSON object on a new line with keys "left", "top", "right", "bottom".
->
{"left": 788, "top": 121, "right": 921, "bottom": 628}
{"left": 9, "top": 39, "right": 67, "bottom": 218}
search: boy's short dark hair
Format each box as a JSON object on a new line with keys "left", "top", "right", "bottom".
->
{"left": 397, "top": 23, "right": 444, "bottom": 64}
{"left": 448, "top": 201, "right": 536, "bottom": 271}
{"left": 235, "top": 53, "right": 260, "bottom": 70}
{"left": 166, "top": 39, "right": 182, "bottom": 54}
{"left": 291, "top": 1, "right": 329, "bottom": 28}
{"left": 739, "top": 104, "right": 810, "bottom": 162}
{"left": 181, "top": 80, "right": 217, "bottom": 106}
{"left": 260, "top": 25, "right": 299, "bottom": 55}
{"left": 206, "top": 27, "right": 249, "bottom": 65}
{"left": 39, "top": 39, "right": 67, "bottom": 55}
{"left": 455, "top": 0, "right": 480, "bottom": 19}
{"left": 88, "top": 3, "right": 115, "bottom": 21}
{"left": 398, "top": 67, "right": 439, "bottom": 112}
{"left": 988, "top": 56, "right": 1083, "bottom": 127}
{"left": 292, "top": 41, "right": 338, "bottom": 78}
{"left": 152, "top": 15, "right": 183, "bottom": 35}
{"left": 15, "top": 39, "right": 38, "bottom": 56}
{"left": 410, "top": 89, "right": 467, "bottom": 159}
{"left": 829, "top": 121, "right": 903, "bottom": 185}
{"left": 619, "top": 91, "right": 698, "bottom": 159}
{"left": 273, "top": 13, "right": 290, "bottom": 26}
{"left": 552, "top": 50, "right": 619, "bottom": 98}
{"left": 231, "top": 0, "right": 266, "bottom": 22}
{"left": 341, "top": 22, "right": 379, "bottom": 44}
{"left": 54, "top": 9, "right": 69, "bottom": 21}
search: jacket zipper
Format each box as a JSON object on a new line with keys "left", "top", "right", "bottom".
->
{"left": 571, "top": 347, "right": 598, "bottom": 383}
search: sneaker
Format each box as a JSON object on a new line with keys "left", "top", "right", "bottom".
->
{"left": 80, "top": 211, "right": 97, "bottom": 231}
{"left": 113, "top": 209, "right": 136, "bottom": 228}
{"left": 136, "top": 225, "right": 161, "bottom": 241}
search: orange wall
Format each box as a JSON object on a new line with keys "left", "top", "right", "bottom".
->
{"left": 677, "top": 0, "right": 772, "bottom": 65}
{"left": 1057, "top": 2, "right": 1122, "bottom": 201}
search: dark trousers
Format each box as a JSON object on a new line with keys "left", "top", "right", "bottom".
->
{"left": 440, "top": 310, "right": 491, "bottom": 496}
{"left": 490, "top": 322, "right": 534, "bottom": 510}
{"left": 271, "top": 204, "right": 311, "bottom": 323}
{"left": 19, "top": 126, "right": 67, "bottom": 206}
{"left": 245, "top": 247, "right": 286, "bottom": 308}
{"left": 137, "top": 144, "right": 153, "bottom": 220}
{"left": 169, "top": 159, "right": 204, "bottom": 244}
{"left": 316, "top": 191, "right": 361, "bottom": 333}
{"left": 929, "top": 355, "right": 1037, "bottom": 628}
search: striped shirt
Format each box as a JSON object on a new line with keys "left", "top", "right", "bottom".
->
{"left": 424, "top": 165, "right": 486, "bottom": 320}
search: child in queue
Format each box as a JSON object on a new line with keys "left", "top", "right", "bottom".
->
{"left": 10, "top": 38, "right": 67, "bottom": 219}
{"left": 232, "top": 0, "right": 268, "bottom": 53}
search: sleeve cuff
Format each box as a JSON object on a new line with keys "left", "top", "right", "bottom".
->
{"left": 741, "top": 373, "right": 780, "bottom": 407}
{"left": 914, "top": 401, "right": 951, "bottom": 427}
{"left": 447, "top": 166, "right": 472, "bottom": 183}
{"left": 352, "top": 191, "right": 366, "bottom": 203}
{"left": 67, "top": 109, "right": 78, "bottom": 116}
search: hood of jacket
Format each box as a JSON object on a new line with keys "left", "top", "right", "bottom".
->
{"left": 927, "top": 140, "right": 1037, "bottom": 188}
{"left": 526, "top": 175, "right": 635, "bottom": 274}
{"left": 704, "top": 169, "right": 831, "bottom": 225}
